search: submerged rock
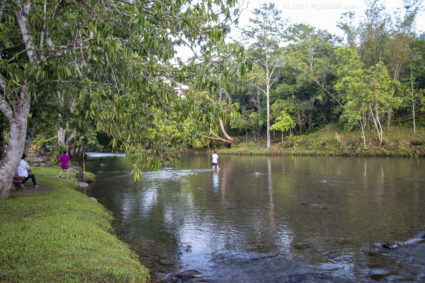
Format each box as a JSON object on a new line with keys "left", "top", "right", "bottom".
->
{"left": 382, "top": 241, "right": 403, "bottom": 249}
{"left": 160, "top": 269, "right": 200, "bottom": 282}
{"left": 291, "top": 242, "right": 312, "bottom": 250}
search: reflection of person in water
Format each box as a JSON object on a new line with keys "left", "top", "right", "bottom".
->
{"left": 212, "top": 172, "right": 219, "bottom": 191}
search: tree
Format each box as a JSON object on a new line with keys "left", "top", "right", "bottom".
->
{"left": 338, "top": 12, "right": 359, "bottom": 50}
{"left": 195, "top": 42, "right": 246, "bottom": 146}
{"left": 406, "top": 36, "right": 425, "bottom": 133}
{"left": 285, "top": 24, "right": 342, "bottom": 116}
{"left": 0, "top": 1, "right": 93, "bottom": 197}
{"left": 270, "top": 110, "right": 295, "bottom": 142}
{"left": 242, "top": 2, "right": 286, "bottom": 149}
{"left": 335, "top": 48, "right": 370, "bottom": 148}
{"left": 359, "top": 0, "right": 391, "bottom": 68}
{"left": 0, "top": 0, "right": 239, "bottom": 198}
{"left": 384, "top": 1, "right": 421, "bottom": 126}
{"left": 335, "top": 48, "right": 401, "bottom": 147}
{"left": 368, "top": 62, "right": 401, "bottom": 144}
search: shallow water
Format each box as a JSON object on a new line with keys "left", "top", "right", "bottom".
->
{"left": 86, "top": 154, "right": 425, "bottom": 282}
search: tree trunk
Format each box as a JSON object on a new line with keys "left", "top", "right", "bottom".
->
{"left": 411, "top": 70, "right": 416, "bottom": 134}
{"left": 0, "top": 83, "right": 30, "bottom": 199}
{"left": 358, "top": 118, "right": 367, "bottom": 149}
{"left": 218, "top": 120, "right": 233, "bottom": 144}
{"left": 24, "top": 125, "right": 36, "bottom": 155}
{"left": 65, "top": 131, "right": 77, "bottom": 146}
{"left": 370, "top": 107, "right": 383, "bottom": 145}
{"left": 57, "top": 127, "right": 66, "bottom": 146}
{"left": 387, "top": 110, "right": 392, "bottom": 128}
{"left": 0, "top": 128, "right": 5, "bottom": 160}
{"left": 266, "top": 86, "right": 271, "bottom": 149}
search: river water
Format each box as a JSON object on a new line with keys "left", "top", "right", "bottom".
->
{"left": 86, "top": 153, "right": 425, "bottom": 282}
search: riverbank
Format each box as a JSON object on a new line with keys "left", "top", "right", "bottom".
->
{"left": 219, "top": 125, "right": 425, "bottom": 157}
{"left": 0, "top": 168, "right": 149, "bottom": 282}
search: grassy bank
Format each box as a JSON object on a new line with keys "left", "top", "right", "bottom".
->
{"left": 0, "top": 168, "right": 149, "bottom": 282}
{"left": 220, "top": 125, "right": 425, "bottom": 157}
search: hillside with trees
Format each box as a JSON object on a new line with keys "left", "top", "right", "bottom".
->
{"left": 210, "top": 1, "right": 425, "bottom": 156}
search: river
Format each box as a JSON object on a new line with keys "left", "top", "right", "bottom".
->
{"left": 85, "top": 153, "right": 425, "bottom": 282}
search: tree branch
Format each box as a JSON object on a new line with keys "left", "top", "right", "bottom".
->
{"left": 0, "top": 96, "right": 13, "bottom": 121}
{"left": 15, "top": 1, "right": 38, "bottom": 64}
{"left": 202, "top": 132, "right": 233, "bottom": 144}
{"left": 251, "top": 83, "right": 267, "bottom": 96}
{"left": 0, "top": 0, "right": 6, "bottom": 22}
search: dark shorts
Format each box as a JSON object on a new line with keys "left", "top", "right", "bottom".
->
{"left": 61, "top": 165, "right": 69, "bottom": 169}
{"left": 212, "top": 163, "right": 218, "bottom": 166}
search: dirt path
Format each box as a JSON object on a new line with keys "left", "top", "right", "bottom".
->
{"left": 11, "top": 185, "right": 50, "bottom": 196}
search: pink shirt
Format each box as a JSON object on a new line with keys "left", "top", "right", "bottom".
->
{"left": 59, "top": 154, "right": 70, "bottom": 168}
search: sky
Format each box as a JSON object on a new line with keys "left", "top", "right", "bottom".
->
{"left": 231, "top": 0, "right": 425, "bottom": 39}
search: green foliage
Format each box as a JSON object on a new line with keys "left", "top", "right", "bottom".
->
{"left": 1, "top": 0, "right": 241, "bottom": 183}
{"left": 270, "top": 110, "right": 295, "bottom": 133}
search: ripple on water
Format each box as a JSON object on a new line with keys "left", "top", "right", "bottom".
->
{"left": 143, "top": 168, "right": 211, "bottom": 181}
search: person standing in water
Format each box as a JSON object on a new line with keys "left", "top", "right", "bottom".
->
{"left": 211, "top": 151, "right": 219, "bottom": 172}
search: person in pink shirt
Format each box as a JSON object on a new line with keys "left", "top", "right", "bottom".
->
{"left": 59, "top": 150, "right": 71, "bottom": 179}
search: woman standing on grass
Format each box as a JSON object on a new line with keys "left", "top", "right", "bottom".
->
{"left": 59, "top": 150, "right": 70, "bottom": 179}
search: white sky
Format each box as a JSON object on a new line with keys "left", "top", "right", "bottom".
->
{"left": 231, "top": 0, "right": 425, "bottom": 39}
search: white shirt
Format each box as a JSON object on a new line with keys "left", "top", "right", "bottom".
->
{"left": 211, "top": 153, "right": 218, "bottom": 164}
{"left": 16, "top": 159, "right": 29, "bottom": 177}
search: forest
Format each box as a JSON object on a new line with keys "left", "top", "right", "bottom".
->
{"left": 1, "top": 0, "right": 424, "bottom": 196}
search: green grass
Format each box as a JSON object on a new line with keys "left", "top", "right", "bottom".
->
{"left": 31, "top": 167, "right": 96, "bottom": 183}
{"left": 0, "top": 175, "right": 149, "bottom": 282}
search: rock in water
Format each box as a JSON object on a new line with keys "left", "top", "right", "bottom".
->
{"left": 382, "top": 241, "right": 403, "bottom": 249}
{"left": 78, "top": 182, "right": 89, "bottom": 188}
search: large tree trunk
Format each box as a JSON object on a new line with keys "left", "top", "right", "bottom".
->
{"left": 0, "top": 83, "right": 30, "bottom": 199}
{"left": 57, "top": 127, "right": 66, "bottom": 146}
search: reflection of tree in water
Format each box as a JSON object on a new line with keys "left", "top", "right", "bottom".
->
{"left": 267, "top": 158, "right": 277, "bottom": 242}
{"left": 219, "top": 157, "right": 234, "bottom": 202}
{"left": 110, "top": 182, "right": 182, "bottom": 278}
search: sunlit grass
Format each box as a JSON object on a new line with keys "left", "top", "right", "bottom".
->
{"left": 0, "top": 176, "right": 149, "bottom": 282}
{"left": 31, "top": 167, "right": 96, "bottom": 182}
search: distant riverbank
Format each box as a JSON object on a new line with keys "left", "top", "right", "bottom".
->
{"left": 0, "top": 167, "right": 149, "bottom": 282}
{"left": 218, "top": 126, "right": 425, "bottom": 158}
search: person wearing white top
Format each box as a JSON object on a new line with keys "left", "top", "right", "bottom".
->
{"left": 211, "top": 151, "right": 220, "bottom": 172}
{"left": 15, "top": 154, "right": 38, "bottom": 188}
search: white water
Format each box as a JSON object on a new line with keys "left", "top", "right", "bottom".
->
{"left": 85, "top": 152, "right": 126, "bottom": 158}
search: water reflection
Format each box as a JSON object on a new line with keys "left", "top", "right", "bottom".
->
{"left": 87, "top": 155, "right": 425, "bottom": 281}
{"left": 212, "top": 173, "right": 219, "bottom": 192}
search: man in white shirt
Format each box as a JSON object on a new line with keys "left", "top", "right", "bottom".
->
{"left": 211, "top": 151, "right": 219, "bottom": 172}
{"left": 16, "top": 154, "right": 38, "bottom": 188}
